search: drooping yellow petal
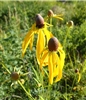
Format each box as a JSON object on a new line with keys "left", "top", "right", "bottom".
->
{"left": 59, "top": 48, "right": 65, "bottom": 69}
{"left": 30, "top": 23, "right": 37, "bottom": 32}
{"left": 78, "top": 73, "right": 81, "bottom": 83}
{"left": 53, "top": 14, "right": 63, "bottom": 20}
{"left": 29, "top": 34, "right": 34, "bottom": 50}
{"left": 43, "top": 28, "right": 53, "bottom": 43}
{"left": 44, "top": 22, "right": 53, "bottom": 27}
{"left": 22, "top": 31, "right": 34, "bottom": 57}
{"left": 48, "top": 52, "right": 53, "bottom": 84}
{"left": 52, "top": 52, "right": 59, "bottom": 65}
{"left": 55, "top": 48, "right": 65, "bottom": 82}
{"left": 54, "top": 58, "right": 62, "bottom": 82}
{"left": 53, "top": 65, "right": 59, "bottom": 78}
{"left": 22, "top": 24, "right": 36, "bottom": 57}
{"left": 58, "top": 42, "right": 62, "bottom": 48}
{"left": 36, "top": 29, "right": 45, "bottom": 65}
{"left": 52, "top": 52, "right": 59, "bottom": 77}
{"left": 54, "top": 14, "right": 63, "bottom": 17}
{"left": 40, "top": 48, "right": 48, "bottom": 70}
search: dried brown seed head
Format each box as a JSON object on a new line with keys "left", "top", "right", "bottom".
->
{"left": 48, "top": 10, "right": 54, "bottom": 17}
{"left": 75, "top": 69, "right": 79, "bottom": 73}
{"left": 11, "top": 72, "right": 19, "bottom": 81}
{"left": 36, "top": 14, "right": 44, "bottom": 28}
{"left": 48, "top": 37, "right": 59, "bottom": 51}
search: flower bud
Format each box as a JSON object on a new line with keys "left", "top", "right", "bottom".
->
{"left": 67, "top": 20, "right": 74, "bottom": 28}
{"left": 11, "top": 72, "right": 19, "bottom": 81}
{"left": 48, "top": 37, "right": 59, "bottom": 51}
{"left": 48, "top": 10, "right": 54, "bottom": 17}
{"left": 36, "top": 14, "right": 44, "bottom": 28}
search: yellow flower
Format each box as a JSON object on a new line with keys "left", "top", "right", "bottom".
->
{"left": 47, "top": 9, "right": 63, "bottom": 21}
{"left": 22, "top": 14, "right": 53, "bottom": 64}
{"left": 40, "top": 37, "right": 65, "bottom": 84}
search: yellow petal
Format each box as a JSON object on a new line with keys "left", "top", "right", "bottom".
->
{"left": 40, "top": 49, "right": 48, "bottom": 70}
{"left": 36, "top": 29, "right": 45, "bottom": 65}
{"left": 55, "top": 48, "right": 65, "bottom": 82}
{"left": 22, "top": 31, "right": 34, "bottom": 57}
{"left": 22, "top": 24, "right": 36, "bottom": 57}
{"left": 78, "top": 73, "right": 81, "bottom": 83}
{"left": 54, "top": 14, "right": 63, "bottom": 17}
{"left": 53, "top": 14, "right": 63, "bottom": 20}
{"left": 54, "top": 58, "right": 62, "bottom": 82}
{"left": 29, "top": 34, "right": 34, "bottom": 50}
{"left": 48, "top": 52, "right": 53, "bottom": 84}
{"left": 55, "top": 66, "right": 62, "bottom": 82}
{"left": 43, "top": 28, "right": 53, "bottom": 43}
{"left": 44, "top": 22, "right": 53, "bottom": 27}
{"left": 58, "top": 42, "right": 62, "bottom": 48}
{"left": 59, "top": 48, "right": 65, "bottom": 69}
{"left": 52, "top": 52, "right": 58, "bottom": 65}
{"left": 53, "top": 65, "right": 59, "bottom": 78}
{"left": 52, "top": 52, "right": 59, "bottom": 77}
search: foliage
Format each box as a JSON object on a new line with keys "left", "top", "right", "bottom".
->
{"left": 0, "top": 1, "right": 86, "bottom": 100}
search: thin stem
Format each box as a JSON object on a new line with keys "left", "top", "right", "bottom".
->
{"left": 21, "top": 72, "right": 29, "bottom": 76}
{"left": 71, "top": 74, "right": 77, "bottom": 92}
{"left": 18, "top": 80, "right": 34, "bottom": 100}
{"left": 63, "top": 28, "right": 70, "bottom": 51}
{"left": 0, "top": 62, "right": 11, "bottom": 74}
{"left": 65, "top": 79, "right": 68, "bottom": 100}
{"left": 49, "top": 17, "right": 52, "bottom": 32}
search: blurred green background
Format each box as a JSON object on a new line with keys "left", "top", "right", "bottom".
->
{"left": 0, "top": 1, "right": 86, "bottom": 100}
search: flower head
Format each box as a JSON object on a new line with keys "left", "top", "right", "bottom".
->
{"left": 67, "top": 20, "right": 74, "bottom": 28}
{"left": 40, "top": 37, "right": 65, "bottom": 84}
{"left": 22, "top": 14, "right": 53, "bottom": 64}
{"left": 47, "top": 9, "right": 63, "bottom": 21}
{"left": 48, "top": 37, "right": 59, "bottom": 51}
{"left": 36, "top": 14, "right": 44, "bottom": 28}
{"left": 48, "top": 10, "right": 54, "bottom": 17}
{"left": 11, "top": 72, "right": 19, "bottom": 81}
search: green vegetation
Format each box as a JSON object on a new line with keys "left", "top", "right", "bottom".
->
{"left": 0, "top": 1, "right": 86, "bottom": 100}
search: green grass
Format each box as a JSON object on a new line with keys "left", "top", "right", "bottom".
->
{"left": 0, "top": 1, "right": 86, "bottom": 100}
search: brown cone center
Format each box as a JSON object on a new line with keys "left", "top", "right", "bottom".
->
{"left": 11, "top": 72, "right": 19, "bottom": 81}
{"left": 36, "top": 14, "right": 44, "bottom": 28}
{"left": 48, "top": 37, "right": 59, "bottom": 51}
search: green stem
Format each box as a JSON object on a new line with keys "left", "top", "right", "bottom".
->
{"left": 18, "top": 80, "right": 34, "bottom": 100}
{"left": 21, "top": 72, "right": 29, "bottom": 76}
{"left": 50, "top": 17, "right": 52, "bottom": 32}
{"left": 0, "top": 62, "right": 11, "bottom": 74}
{"left": 65, "top": 79, "right": 68, "bottom": 100}
{"left": 71, "top": 74, "right": 77, "bottom": 92}
{"left": 63, "top": 28, "right": 70, "bottom": 51}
